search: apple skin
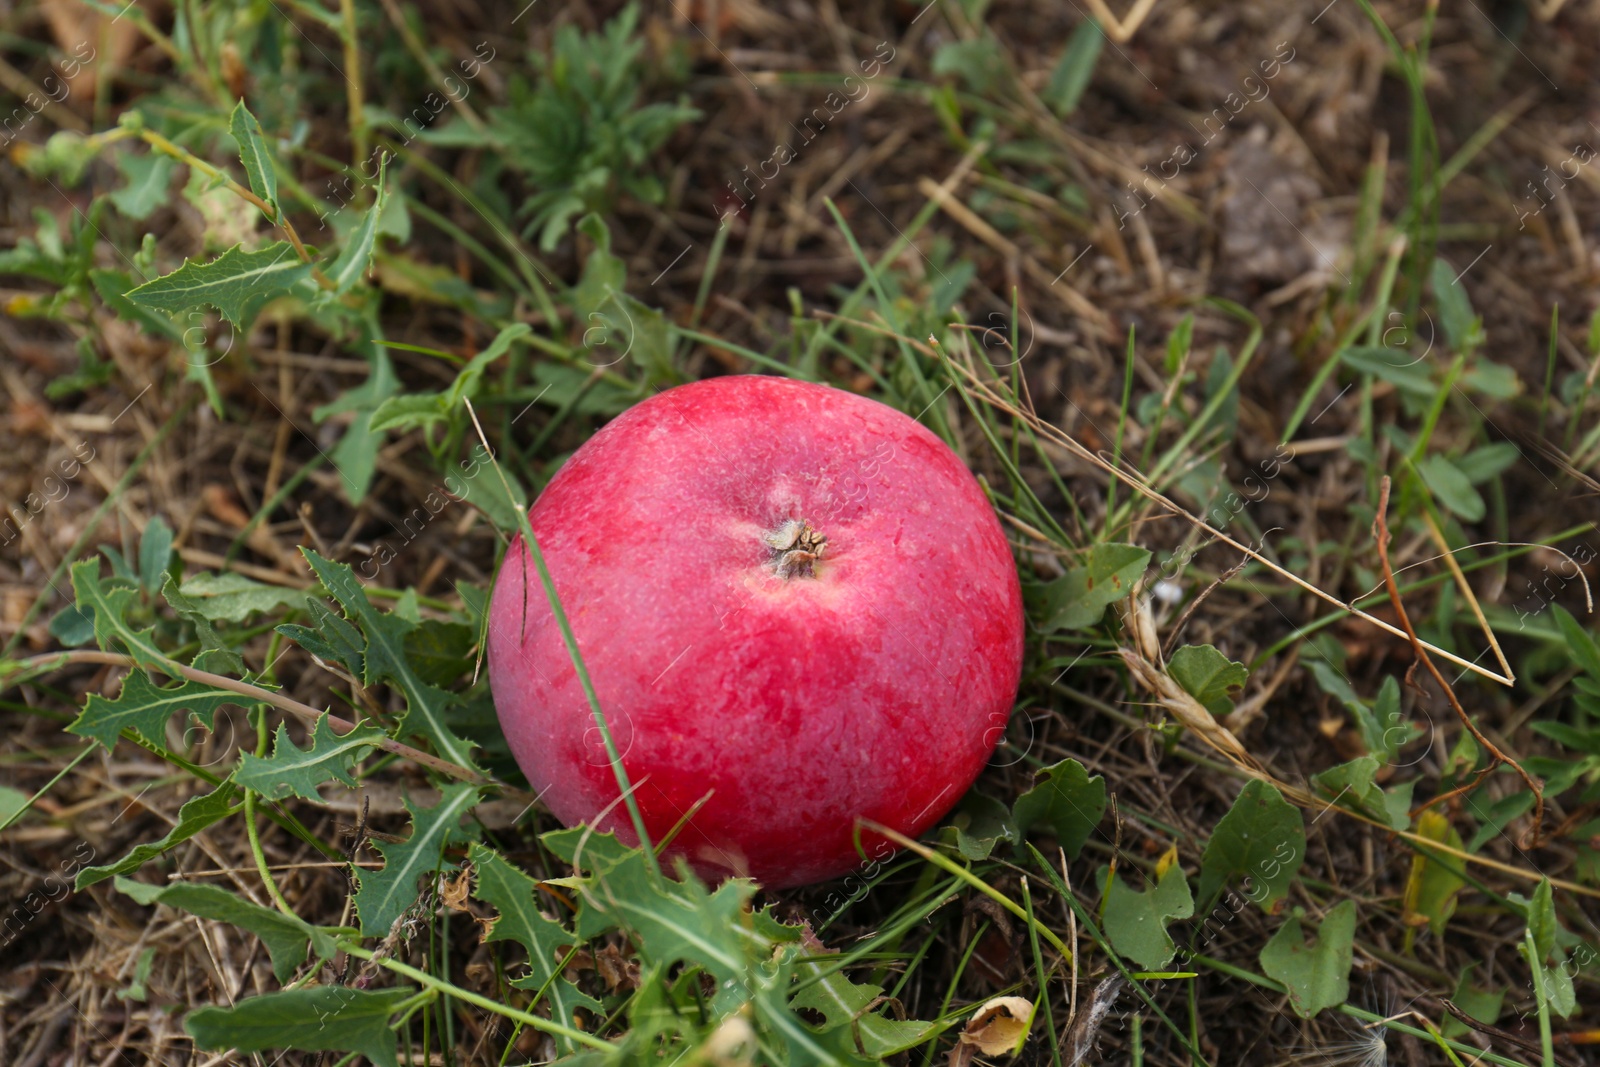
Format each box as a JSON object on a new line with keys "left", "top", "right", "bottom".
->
{"left": 488, "top": 375, "right": 1023, "bottom": 888}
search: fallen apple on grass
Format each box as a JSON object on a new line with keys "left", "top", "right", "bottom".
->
{"left": 488, "top": 375, "right": 1024, "bottom": 888}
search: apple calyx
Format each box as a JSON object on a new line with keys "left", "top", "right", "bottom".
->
{"left": 762, "top": 518, "right": 827, "bottom": 579}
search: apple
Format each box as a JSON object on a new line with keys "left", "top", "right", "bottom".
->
{"left": 487, "top": 375, "right": 1023, "bottom": 888}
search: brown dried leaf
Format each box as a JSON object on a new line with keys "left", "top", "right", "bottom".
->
{"left": 958, "top": 995, "right": 1034, "bottom": 1056}
{"left": 440, "top": 865, "right": 472, "bottom": 912}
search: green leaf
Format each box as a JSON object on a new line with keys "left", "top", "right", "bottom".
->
{"left": 938, "top": 791, "right": 1018, "bottom": 861}
{"left": 114, "top": 877, "right": 334, "bottom": 981}
{"left": 1401, "top": 809, "right": 1465, "bottom": 938}
{"left": 162, "top": 578, "right": 245, "bottom": 676}
{"left": 1196, "top": 779, "right": 1305, "bottom": 913}
{"left": 1039, "top": 543, "right": 1150, "bottom": 631}
{"left": 1310, "top": 756, "right": 1412, "bottom": 831}
{"left": 1303, "top": 662, "right": 1411, "bottom": 761}
{"left": 354, "top": 782, "right": 480, "bottom": 936}
{"left": 1466, "top": 789, "right": 1535, "bottom": 852}
{"left": 1340, "top": 345, "right": 1435, "bottom": 398}
{"left": 326, "top": 158, "right": 386, "bottom": 293}
{"left": 138, "top": 517, "right": 174, "bottom": 595}
{"left": 1010, "top": 758, "right": 1106, "bottom": 860}
{"left": 1260, "top": 900, "right": 1357, "bottom": 1018}
{"left": 68, "top": 673, "right": 242, "bottom": 751}
{"left": 1441, "top": 964, "right": 1503, "bottom": 1040}
{"left": 468, "top": 843, "right": 602, "bottom": 1046}
{"left": 126, "top": 242, "right": 311, "bottom": 330}
{"left": 77, "top": 780, "right": 240, "bottom": 888}
{"left": 790, "top": 931, "right": 939, "bottom": 1057}
{"left": 1042, "top": 19, "right": 1103, "bottom": 116}
{"left": 228, "top": 101, "right": 278, "bottom": 218}
{"left": 70, "top": 559, "right": 173, "bottom": 672}
{"left": 314, "top": 340, "right": 398, "bottom": 504}
{"left": 403, "top": 619, "right": 476, "bottom": 687}
{"left": 299, "top": 549, "right": 479, "bottom": 770}
{"left": 1097, "top": 860, "right": 1194, "bottom": 970}
{"left": 187, "top": 987, "right": 413, "bottom": 1067}
{"left": 547, "top": 829, "right": 757, "bottom": 994}
{"left": 1527, "top": 876, "right": 1559, "bottom": 960}
{"left": 1430, "top": 256, "right": 1478, "bottom": 351}
{"left": 90, "top": 268, "right": 184, "bottom": 342}
{"left": 1419, "top": 455, "right": 1485, "bottom": 522}
{"left": 1167, "top": 645, "right": 1248, "bottom": 717}
{"left": 108, "top": 152, "right": 175, "bottom": 220}
{"left": 0, "top": 785, "right": 31, "bottom": 826}
{"left": 174, "top": 572, "right": 313, "bottom": 623}
{"left": 236, "top": 714, "right": 387, "bottom": 802}
{"left": 368, "top": 324, "right": 531, "bottom": 437}
{"left": 1454, "top": 442, "right": 1520, "bottom": 483}
{"left": 277, "top": 598, "right": 366, "bottom": 678}
{"left": 1553, "top": 605, "right": 1600, "bottom": 683}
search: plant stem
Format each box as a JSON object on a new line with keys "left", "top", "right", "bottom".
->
{"left": 339, "top": 944, "right": 615, "bottom": 1051}
{"left": 135, "top": 129, "right": 334, "bottom": 289}
{"left": 244, "top": 786, "right": 296, "bottom": 917}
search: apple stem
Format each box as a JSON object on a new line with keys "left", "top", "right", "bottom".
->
{"left": 761, "top": 518, "right": 827, "bottom": 579}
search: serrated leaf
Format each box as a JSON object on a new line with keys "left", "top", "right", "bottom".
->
{"left": 1168, "top": 645, "right": 1248, "bottom": 717}
{"left": 1010, "top": 758, "right": 1106, "bottom": 860}
{"left": 300, "top": 549, "right": 479, "bottom": 771}
{"left": 237, "top": 714, "right": 387, "bottom": 802}
{"left": 1039, "top": 543, "right": 1150, "bottom": 631}
{"left": 109, "top": 152, "right": 175, "bottom": 220}
{"left": 468, "top": 843, "right": 602, "bottom": 1046}
{"left": 550, "top": 827, "right": 757, "bottom": 994}
{"left": 1098, "top": 861, "right": 1193, "bottom": 970}
{"left": 187, "top": 986, "right": 412, "bottom": 1067}
{"left": 228, "top": 101, "right": 278, "bottom": 218}
{"left": 90, "top": 268, "right": 185, "bottom": 342}
{"left": 791, "top": 930, "right": 939, "bottom": 1057}
{"left": 1401, "top": 810, "right": 1465, "bottom": 938}
{"left": 71, "top": 559, "right": 174, "bottom": 673}
{"left": 1419, "top": 455, "right": 1485, "bottom": 522}
{"left": 115, "top": 876, "right": 334, "bottom": 981}
{"left": 1197, "top": 779, "right": 1305, "bottom": 913}
{"left": 77, "top": 780, "right": 240, "bottom": 888}
{"left": 1260, "top": 900, "right": 1357, "bottom": 1018}
{"left": 326, "top": 159, "right": 385, "bottom": 293}
{"left": 162, "top": 578, "right": 245, "bottom": 676}
{"left": 277, "top": 598, "right": 366, "bottom": 678}
{"left": 354, "top": 782, "right": 480, "bottom": 936}
{"left": 68, "top": 673, "right": 242, "bottom": 751}
{"left": 127, "top": 242, "right": 310, "bottom": 330}
{"left": 175, "top": 571, "right": 312, "bottom": 622}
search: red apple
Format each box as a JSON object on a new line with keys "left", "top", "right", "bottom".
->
{"left": 487, "top": 375, "right": 1023, "bottom": 888}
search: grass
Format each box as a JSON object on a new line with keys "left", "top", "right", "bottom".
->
{"left": 2, "top": 0, "right": 1600, "bottom": 1065}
